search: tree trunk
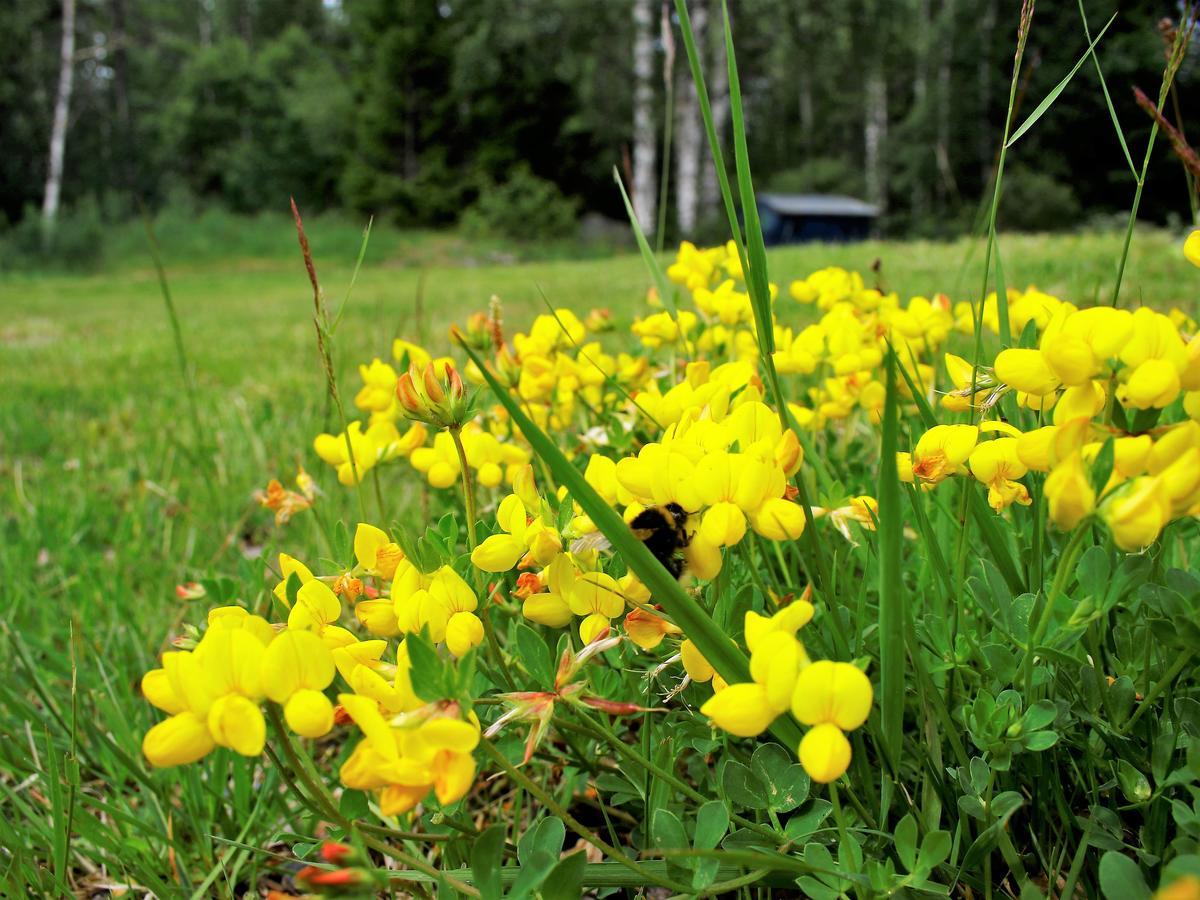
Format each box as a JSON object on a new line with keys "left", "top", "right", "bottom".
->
{"left": 111, "top": 0, "right": 135, "bottom": 197}
{"left": 978, "top": 0, "right": 997, "bottom": 186}
{"left": 632, "top": 0, "right": 657, "bottom": 234}
{"left": 42, "top": 0, "right": 76, "bottom": 231}
{"left": 935, "top": 0, "right": 958, "bottom": 207}
{"left": 675, "top": 0, "right": 706, "bottom": 236}
{"left": 911, "top": 0, "right": 931, "bottom": 224}
{"left": 701, "top": 1, "right": 728, "bottom": 217}
{"left": 864, "top": 60, "right": 888, "bottom": 216}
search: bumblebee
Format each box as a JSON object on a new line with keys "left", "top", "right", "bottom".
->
{"left": 629, "top": 502, "right": 692, "bottom": 579}
{"left": 571, "top": 502, "right": 692, "bottom": 579}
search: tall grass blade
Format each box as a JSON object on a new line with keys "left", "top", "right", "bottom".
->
{"left": 1005, "top": 13, "right": 1117, "bottom": 148}
{"left": 677, "top": 0, "right": 835, "bottom": 602}
{"left": 614, "top": 168, "right": 678, "bottom": 318}
{"left": 1077, "top": 0, "right": 1137, "bottom": 178}
{"left": 456, "top": 337, "right": 803, "bottom": 751}
{"left": 877, "top": 350, "right": 906, "bottom": 770}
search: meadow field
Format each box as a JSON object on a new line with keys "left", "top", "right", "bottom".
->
{"left": 0, "top": 221, "right": 1197, "bottom": 895}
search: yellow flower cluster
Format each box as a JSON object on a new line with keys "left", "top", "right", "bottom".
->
{"left": 699, "top": 600, "right": 873, "bottom": 783}
{"left": 901, "top": 288, "right": 1200, "bottom": 549}
{"left": 140, "top": 522, "right": 481, "bottom": 815}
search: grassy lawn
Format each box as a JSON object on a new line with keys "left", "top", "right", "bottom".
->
{"left": 0, "top": 223, "right": 1192, "bottom": 891}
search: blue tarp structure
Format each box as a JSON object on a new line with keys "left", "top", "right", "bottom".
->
{"left": 756, "top": 193, "right": 879, "bottom": 245}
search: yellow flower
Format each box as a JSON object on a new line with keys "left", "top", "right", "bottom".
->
{"left": 1124, "top": 359, "right": 1182, "bottom": 410}
{"left": 272, "top": 553, "right": 315, "bottom": 606}
{"left": 624, "top": 607, "right": 682, "bottom": 650}
{"left": 355, "top": 358, "right": 399, "bottom": 414}
{"left": 521, "top": 555, "right": 576, "bottom": 628}
{"left": 798, "top": 723, "right": 852, "bottom": 783}
{"left": 700, "top": 682, "right": 777, "bottom": 737}
{"left": 968, "top": 438, "right": 1031, "bottom": 511}
{"left": 354, "top": 523, "right": 404, "bottom": 580}
{"left": 1044, "top": 454, "right": 1095, "bottom": 531}
{"left": 911, "top": 425, "right": 979, "bottom": 484}
{"left": 994, "top": 348, "right": 1059, "bottom": 396}
{"left": 568, "top": 572, "right": 625, "bottom": 643}
{"left": 261, "top": 630, "right": 336, "bottom": 738}
{"left": 1185, "top": 230, "right": 1200, "bottom": 267}
{"left": 790, "top": 660, "right": 873, "bottom": 731}
{"left": 1102, "top": 476, "right": 1170, "bottom": 551}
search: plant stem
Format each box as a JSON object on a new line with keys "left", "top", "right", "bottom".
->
{"left": 570, "top": 707, "right": 784, "bottom": 843}
{"left": 1121, "top": 645, "right": 1194, "bottom": 733}
{"left": 480, "top": 738, "right": 693, "bottom": 893}
{"left": 448, "top": 425, "right": 478, "bottom": 551}
{"left": 448, "top": 423, "right": 515, "bottom": 690}
{"left": 1022, "top": 521, "right": 1090, "bottom": 696}
{"left": 265, "top": 707, "right": 480, "bottom": 897}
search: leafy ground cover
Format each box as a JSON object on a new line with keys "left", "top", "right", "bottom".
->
{"left": 1, "top": 224, "right": 1198, "bottom": 897}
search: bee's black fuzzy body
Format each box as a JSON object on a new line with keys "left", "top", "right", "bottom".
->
{"left": 630, "top": 502, "right": 691, "bottom": 580}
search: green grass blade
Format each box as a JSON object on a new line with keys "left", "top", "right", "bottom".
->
{"left": 1077, "top": 0, "right": 1137, "bottom": 178}
{"left": 330, "top": 215, "right": 374, "bottom": 333}
{"left": 456, "top": 336, "right": 803, "bottom": 752}
{"left": 613, "top": 167, "right": 678, "bottom": 318}
{"left": 1005, "top": 13, "right": 1117, "bottom": 148}
{"left": 699, "top": 0, "right": 835, "bottom": 602}
{"left": 674, "top": 0, "right": 748, "bottom": 275}
{"left": 721, "top": 0, "right": 772, "bottom": 354}
{"left": 876, "top": 349, "right": 906, "bottom": 770}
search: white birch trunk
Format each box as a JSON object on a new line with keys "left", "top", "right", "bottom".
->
{"left": 675, "top": 0, "right": 706, "bottom": 235}
{"left": 42, "top": 0, "right": 76, "bottom": 229}
{"left": 864, "top": 62, "right": 888, "bottom": 214}
{"left": 632, "top": 0, "right": 658, "bottom": 234}
{"left": 911, "top": 0, "right": 930, "bottom": 222}
{"left": 935, "top": 0, "right": 958, "bottom": 205}
{"left": 701, "top": 2, "right": 728, "bottom": 216}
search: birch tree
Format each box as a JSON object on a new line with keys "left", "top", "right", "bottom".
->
{"left": 700, "top": 1, "right": 728, "bottom": 218}
{"left": 632, "top": 0, "right": 658, "bottom": 233}
{"left": 674, "top": 0, "right": 706, "bottom": 235}
{"left": 41, "top": 0, "right": 76, "bottom": 232}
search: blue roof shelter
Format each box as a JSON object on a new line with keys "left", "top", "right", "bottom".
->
{"left": 756, "top": 193, "right": 879, "bottom": 245}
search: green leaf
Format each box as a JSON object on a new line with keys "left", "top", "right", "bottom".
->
{"left": 1023, "top": 730, "right": 1059, "bottom": 751}
{"left": 693, "top": 801, "right": 729, "bottom": 850}
{"left": 652, "top": 808, "right": 688, "bottom": 851}
{"left": 1099, "top": 852, "right": 1151, "bottom": 900}
{"left": 507, "top": 848, "right": 557, "bottom": 900}
{"left": 894, "top": 813, "right": 918, "bottom": 872}
{"left": 514, "top": 624, "right": 553, "bottom": 688}
{"left": 1022, "top": 699, "right": 1058, "bottom": 732}
{"left": 1091, "top": 437, "right": 1115, "bottom": 499}
{"left": 783, "top": 799, "right": 833, "bottom": 842}
{"left": 751, "top": 743, "right": 810, "bottom": 812}
{"left": 1006, "top": 13, "right": 1117, "bottom": 147}
{"left": 517, "top": 816, "right": 565, "bottom": 868}
{"left": 539, "top": 850, "right": 586, "bottom": 900}
{"left": 612, "top": 168, "right": 677, "bottom": 319}
{"left": 918, "top": 830, "right": 953, "bottom": 874}
{"left": 285, "top": 571, "right": 303, "bottom": 608}
{"left": 720, "top": 759, "right": 767, "bottom": 809}
{"left": 406, "top": 630, "right": 449, "bottom": 701}
{"left": 470, "top": 824, "right": 506, "bottom": 900}
{"left": 877, "top": 347, "right": 906, "bottom": 768}
{"left": 1076, "top": 545, "right": 1111, "bottom": 601}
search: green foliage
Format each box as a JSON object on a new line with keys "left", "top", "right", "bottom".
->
{"left": 461, "top": 165, "right": 580, "bottom": 243}
{"left": 997, "top": 165, "right": 1084, "bottom": 233}
{"left": 766, "top": 158, "right": 867, "bottom": 198}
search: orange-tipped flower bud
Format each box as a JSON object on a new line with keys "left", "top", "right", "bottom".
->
{"left": 396, "top": 371, "right": 422, "bottom": 414}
